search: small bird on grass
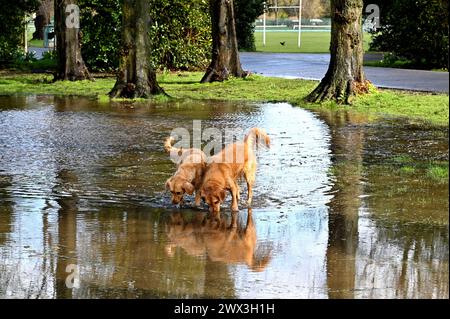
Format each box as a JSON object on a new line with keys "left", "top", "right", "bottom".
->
{"left": 280, "top": 41, "right": 286, "bottom": 46}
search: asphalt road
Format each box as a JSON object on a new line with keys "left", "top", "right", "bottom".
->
{"left": 28, "top": 47, "right": 51, "bottom": 59}
{"left": 240, "top": 52, "right": 449, "bottom": 93}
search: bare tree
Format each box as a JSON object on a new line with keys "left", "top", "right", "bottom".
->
{"left": 109, "top": 0, "right": 164, "bottom": 98}
{"left": 201, "top": 0, "right": 246, "bottom": 83}
{"left": 54, "top": 0, "right": 91, "bottom": 81}
{"left": 33, "top": 0, "right": 53, "bottom": 40}
{"left": 306, "top": 0, "right": 370, "bottom": 103}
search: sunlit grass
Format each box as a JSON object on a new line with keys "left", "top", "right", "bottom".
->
{"left": 387, "top": 155, "right": 448, "bottom": 183}
{"left": 28, "top": 39, "right": 45, "bottom": 48}
{"left": 399, "top": 166, "right": 416, "bottom": 175}
{"left": 426, "top": 165, "right": 449, "bottom": 183}
{"left": 0, "top": 71, "right": 448, "bottom": 126}
{"left": 253, "top": 31, "right": 373, "bottom": 53}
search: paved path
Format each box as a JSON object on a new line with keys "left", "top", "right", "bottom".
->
{"left": 240, "top": 52, "right": 449, "bottom": 93}
{"left": 27, "top": 47, "right": 51, "bottom": 59}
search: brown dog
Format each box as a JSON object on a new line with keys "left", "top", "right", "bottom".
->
{"left": 164, "top": 136, "right": 207, "bottom": 206}
{"left": 200, "top": 127, "right": 270, "bottom": 214}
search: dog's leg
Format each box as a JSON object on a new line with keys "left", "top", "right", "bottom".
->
{"left": 246, "top": 180, "right": 254, "bottom": 206}
{"left": 244, "top": 161, "right": 256, "bottom": 206}
{"left": 228, "top": 178, "right": 240, "bottom": 212}
{"left": 194, "top": 190, "right": 201, "bottom": 207}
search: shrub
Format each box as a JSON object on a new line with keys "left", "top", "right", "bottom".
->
{"left": 0, "top": 0, "right": 39, "bottom": 66}
{"left": 369, "top": 0, "right": 449, "bottom": 70}
{"left": 234, "top": 0, "right": 265, "bottom": 51}
{"left": 79, "top": 0, "right": 211, "bottom": 72}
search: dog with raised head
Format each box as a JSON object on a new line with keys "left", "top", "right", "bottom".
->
{"left": 164, "top": 136, "right": 207, "bottom": 206}
{"left": 200, "top": 127, "right": 270, "bottom": 214}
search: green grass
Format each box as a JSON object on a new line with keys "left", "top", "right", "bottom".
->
{"left": 0, "top": 71, "right": 448, "bottom": 126}
{"left": 395, "top": 163, "right": 448, "bottom": 183}
{"left": 254, "top": 31, "right": 372, "bottom": 53}
{"left": 28, "top": 39, "right": 45, "bottom": 48}
{"left": 426, "top": 165, "right": 449, "bottom": 183}
{"left": 389, "top": 154, "right": 448, "bottom": 183}
{"left": 399, "top": 166, "right": 417, "bottom": 175}
{"left": 0, "top": 73, "right": 113, "bottom": 96}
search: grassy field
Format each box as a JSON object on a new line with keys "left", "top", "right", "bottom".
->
{"left": 0, "top": 71, "right": 448, "bottom": 126}
{"left": 254, "top": 31, "right": 372, "bottom": 53}
{"left": 27, "top": 39, "right": 45, "bottom": 48}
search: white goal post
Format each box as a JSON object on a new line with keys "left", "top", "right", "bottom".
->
{"left": 262, "top": 0, "right": 303, "bottom": 48}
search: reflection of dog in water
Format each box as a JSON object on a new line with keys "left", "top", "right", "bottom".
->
{"left": 165, "top": 209, "right": 271, "bottom": 271}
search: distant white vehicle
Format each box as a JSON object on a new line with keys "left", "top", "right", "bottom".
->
{"left": 309, "top": 19, "right": 323, "bottom": 25}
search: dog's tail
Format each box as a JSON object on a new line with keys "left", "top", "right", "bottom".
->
{"left": 244, "top": 127, "right": 270, "bottom": 150}
{"left": 164, "top": 136, "right": 178, "bottom": 153}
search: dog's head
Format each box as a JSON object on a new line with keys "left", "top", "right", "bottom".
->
{"left": 200, "top": 182, "right": 226, "bottom": 213}
{"left": 165, "top": 176, "right": 195, "bottom": 205}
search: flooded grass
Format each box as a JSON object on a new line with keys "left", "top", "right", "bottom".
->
{"left": 0, "top": 71, "right": 448, "bottom": 126}
{"left": 388, "top": 154, "right": 448, "bottom": 183}
{"left": 426, "top": 165, "right": 449, "bottom": 182}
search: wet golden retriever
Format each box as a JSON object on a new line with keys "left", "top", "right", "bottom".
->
{"left": 164, "top": 136, "right": 207, "bottom": 206}
{"left": 200, "top": 127, "right": 270, "bottom": 214}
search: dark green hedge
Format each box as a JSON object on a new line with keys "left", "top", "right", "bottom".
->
{"left": 0, "top": 0, "right": 39, "bottom": 66}
{"left": 369, "top": 0, "right": 449, "bottom": 69}
{"left": 79, "top": 0, "right": 211, "bottom": 72}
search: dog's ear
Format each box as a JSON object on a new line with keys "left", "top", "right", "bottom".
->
{"left": 165, "top": 178, "right": 172, "bottom": 191}
{"left": 219, "top": 189, "right": 226, "bottom": 201}
{"left": 182, "top": 181, "right": 195, "bottom": 195}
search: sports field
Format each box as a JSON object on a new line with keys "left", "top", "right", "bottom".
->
{"left": 254, "top": 31, "right": 372, "bottom": 53}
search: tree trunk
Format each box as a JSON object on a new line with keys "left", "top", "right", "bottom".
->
{"left": 33, "top": 0, "right": 53, "bottom": 40}
{"left": 54, "top": 0, "right": 91, "bottom": 81}
{"left": 33, "top": 15, "right": 47, "bottom": 40}
{"left": 306, "top": 0, "right": 370, "bottom": 104}
{"left": 201, "top": 0, "right": 246, "bottom": 83}
{"left": 109, "top": 0, "right": 164, "bottom": 99}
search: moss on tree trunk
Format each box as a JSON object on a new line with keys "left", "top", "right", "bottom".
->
{"left": 54, "top": 0, "right": 91, "bottom": 81}
{"left": 109, "top": 0, "right": 164, "bottom": 98}
{"left": 201, "top": 0, "right": 246, "bottom": 83}
{"left": 306, "top": 0, "right": 370, "bottom": 104}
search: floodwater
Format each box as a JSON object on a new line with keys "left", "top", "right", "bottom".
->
{"left": 0, "top": 96, "right": 448, "bottom": 299}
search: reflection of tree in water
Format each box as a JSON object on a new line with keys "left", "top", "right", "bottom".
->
{"left": 53, "top": 169, "right": 79, "bottom": 299}
{"left": 0, "top": 173, "right": 58, "bottom": 298}
{"left": 71, "top": 207, "right": 223, "bottom": 298}
{"left": 358, "top": 169, "right": 449, "bottom": 298}
{"left": 355, "top": 119, "right": 449, "bottom": 298}
{"left": 0, "top": 175, "right": 14, "bottom": 296}
{"left": 321, "top": 110, "right": 365, "bottom": 299}
{"left": 321, "top": 109, "right": 449, "bottom": 298}
{"left": 0, "top": 175, "right": 13, "bottom": 246}
{"left": 356, "top": 221, "right": 448, "bottom": 298}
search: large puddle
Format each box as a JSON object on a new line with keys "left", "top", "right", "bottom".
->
{"left": 0, "top": 96, "right": 448, "bottom": 299}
